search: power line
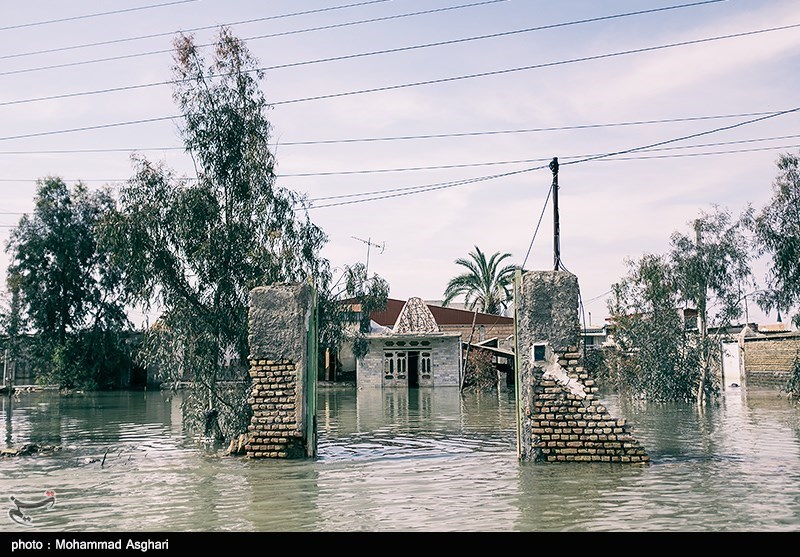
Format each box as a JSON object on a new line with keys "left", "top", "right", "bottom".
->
{"left": 0, "top": 0, "right": 507, "bottom": 77}
{"left": 0, "top": 0, "right": 199, "bottom": 32}
{"left": 0, "top": 0, "right": 727, "bottom": 105}
{"left": 562, "top": 107, "right": 800, "bottom": 167}
{"left": 521, "top": 183, "right": 553, "bottom": 270}
{"left": 269, "top": 22, "right": 800, "bottom": 107}
{"left": 0, "top": 0, "right": 395, "bottom": 59}
{"left": 306, "top": 165, "right": 550, "bottom": 209}
{"left": 275, "top": 112, "right": 793, "bottom": 146}
{"left": 2, "top": 18, "right": 795, "bottom": 141}
{"left": 304, "top": 107, "right": 800, "bottom": 209}
{"left": 273, "top": 133, "right": 800, "bottom": 176}
{"left": 0, "top": 116, "right": 179, "bottom": 142}
{"left": 3, "top": 12, "right": 798, "bottom": 142}
{"left": 0, "top": 109, "right": 791, "bottom": 152}
{"left": 4, "top": 136, "right": 800, "bottom": 184}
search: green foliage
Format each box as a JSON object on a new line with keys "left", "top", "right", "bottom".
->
{"left": 786, "top": 353, "right": 800, "bottom": 400}
{"left": 443, "top": 246, "right": 515, "bottom": 315}
{"left": 607, "top": 254, "right": 705, "bottom": 402}
{"left": 670, "top": 205, "right": 754, "bottom": 330}
{"left": 318, "top": 262, "right": 389, "bottom": 362}
{"left": 606, "top": 206, "right": 752, "bottom": 404}
{"left": 4, "top": 177, "right": 130, "bottom": 389}
{"left": 669, "top": 206, "right": 753, "bottom": 403}
{"left": 102, "top": 29, "right": 379, "bottom": 443}
{"left": 754, "top": 152, "right": 800, "bottom": 326}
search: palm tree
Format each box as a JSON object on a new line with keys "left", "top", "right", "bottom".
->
{"left": 442, "top": 246, "right": 516, "bottom": 315}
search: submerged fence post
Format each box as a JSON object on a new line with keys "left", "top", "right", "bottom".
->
{"left": 246, "top": 283, "right": 316, "bottom": 459}
{"left": 515, "top": 270, "right": 649, "bottom": 463}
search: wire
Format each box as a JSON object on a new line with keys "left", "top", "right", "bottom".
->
{"left": 0, "top": 116, "right": 179, "bottom": 142}
{"left": 562, "top": 107, "right": 800, "bottom": 166}
{"left": 520, "top": 183, "right": 553, "bottom": 271}
{"left": 0, "top": 0, "right": 199, "bottom": 32}
{"left": 1, "top": 0, "right": 394, "bottom": 59}
{"left": 303, "top": 107, "right": 800, "bottom": 209}
{"left": 0, "top": 1, "right": 506, "bottom": 77}
{"left": 0, "top": 1, "right": 723, "bottom": 104}
{"left": 2, "top": 19, "right": 795, "bottom": 140}
{"left": 6, "top": 138, "right": 800, "bottom": 187}
{"left": 4, "top": 135, "right": 800, "bottom": 184}
{"left": 0, "top": 109, "right": 790, "bottom": 152}
{"left": 306, "top": 165, "right": 550, "bottom": 209}
{"left": 584, "top": 290, "right": 613, "bottom": 303}
{"left": 270, "top": 22, "right": 800, "bottom": 107}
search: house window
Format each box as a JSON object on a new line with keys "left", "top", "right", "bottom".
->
{"left": 421, "top": 352, "right": 432, "bottom": 380}
{"left": 396, "top": 351, "right": 407, "bottom": 379}
{"left": 533, "top": 344, "right": 546, "bottom": 362}
{"left": 384, "top": 352, "right": 394, "bottom": 379}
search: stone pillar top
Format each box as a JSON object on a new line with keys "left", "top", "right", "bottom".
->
{"left": 248, "top": 283, "right": 312, "bottom": 361}
{"left": 517, "top": 270, "right": 579, "bottom": 353}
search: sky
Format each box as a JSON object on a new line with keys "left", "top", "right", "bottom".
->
{"left": 0, "top": 0, "right": 798, "bottom": 329}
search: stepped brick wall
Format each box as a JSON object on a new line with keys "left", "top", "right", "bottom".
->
{"left": 516, "top": 270, "right": 649, "bottom": 464}
{"left": 528, "top": 345, "right": 649, "bottom": 463}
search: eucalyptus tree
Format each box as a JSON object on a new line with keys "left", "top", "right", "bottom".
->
{"left": 669, "top": 205, "right": 754, "bottom": 404}
{"left": 754, "top": 152, "right": 800, "bottom": 326}
{"left": 5, "top": 177, "right": 130, "bottom": 389}
{"left": 606, "top": 206, "right": 753, "bottom": 404}
{"left": 102, "top": 29, "right": 330, "bottom": 443}
{"left": 442, "top": 246, "right": 516, "bottom": 315}
{"left": 317, "top": 262, "right": 389, "bottom": 367}
{"left": 606, "top": 254, "right": 699, "bottom": 402}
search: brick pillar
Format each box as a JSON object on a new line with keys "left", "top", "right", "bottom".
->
{"left": 516, "top": 271, "right": 649, "bottom": 463}
{"left": 245, "top": 284, "right": 314, "bottom": 459}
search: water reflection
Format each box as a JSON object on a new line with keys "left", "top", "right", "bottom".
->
{"left": 1, "top": 385, "right": 799, "bottom": 531}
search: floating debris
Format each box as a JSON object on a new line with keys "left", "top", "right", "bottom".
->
{"left": 1, "top": 444, "right": 61, "bottom": 457}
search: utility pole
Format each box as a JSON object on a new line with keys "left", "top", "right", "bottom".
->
{"left": 351, "top": 236, "right": 385, "bottom": 275}
{"left": 550, "top": 157, "right": 560, "bottom": 271}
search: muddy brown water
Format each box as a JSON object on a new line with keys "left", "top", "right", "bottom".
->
{"left": 1, "top": 384, "right": 799, "bottom": 532}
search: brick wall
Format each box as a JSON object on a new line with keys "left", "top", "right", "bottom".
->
{"left": 438, "top": 323, "right": 515, "bottom": 344}
{"left": 528, "top": 347, "right": 649, "bottom": 463}
{"left": 516, "top": 270, "right": 649, "bottom": 464}
{"left": 743, "top": 334, "right": 800, "bottom": 388}
{"left": 245, "top": 358, "right": 306, "bottom": 458}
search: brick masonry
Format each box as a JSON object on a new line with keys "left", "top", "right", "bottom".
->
{"left": 516, "top": 270, "right": 649, "bottom": 464}
{"left": 245, "top": 284, "right": 314, "bottom": 459}
{"left": 245, "top": 358, "right": 307, "bottom": 458}
{"left": 527, "top": 346, "right": 649, "bottom": 463}
{"left": 743, "top": 334, "right": 800, "bottom": 388}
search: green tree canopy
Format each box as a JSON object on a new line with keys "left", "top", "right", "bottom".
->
{"left": 606, "top": 253, "right": 699, "bottom": 402}
{"left": 754, "top": 152, "right": 800, "bottom": 326}
{"left": 5, "top": 177, "right": 129, "bottom": 389}
{"left": 605, "top": 206, "right": 753, "bottom": 404}
{"left": 442, "top": 246, "right": 515, "bottom": 315}
{"left": 101, "top": 28, "right": 330, "bottom": 442}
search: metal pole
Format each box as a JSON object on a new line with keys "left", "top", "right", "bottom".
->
{"left": 550, "top": 157, "right": 560, "bottom": 271}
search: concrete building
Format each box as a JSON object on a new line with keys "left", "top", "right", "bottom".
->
{"left": 357, "top": 297, "right": 462, "bottom": 388}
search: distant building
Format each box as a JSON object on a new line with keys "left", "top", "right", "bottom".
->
{"left": 357, "top": 297, "right": 462, "bottom": 388}
{"left": 371, "top": 298, "right": 515, "bottom": 350}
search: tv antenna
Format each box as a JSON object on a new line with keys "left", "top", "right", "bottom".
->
{"left": 351, "top": 236, "right": 385, "bottom": 274}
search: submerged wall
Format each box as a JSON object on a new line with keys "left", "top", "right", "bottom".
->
{"left": 515, "top": 271, "right": 649, "bottom": 463}
{"left": 245, "top": 284, "right": 314, "bottom": 459}
{"left": 743, "top": 333, "right": 800, "bottom": 388}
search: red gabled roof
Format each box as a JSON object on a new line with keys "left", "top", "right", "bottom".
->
{"left": 370, "top": 298, "right": 513, "bottom": 327}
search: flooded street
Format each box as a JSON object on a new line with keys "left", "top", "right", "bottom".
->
{"left": 1, "top": 385, "right": 800, "bottom": 532}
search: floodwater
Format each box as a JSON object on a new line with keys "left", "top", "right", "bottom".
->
{"left": 1, "top": 383, "right": 799, "bottom": 532}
